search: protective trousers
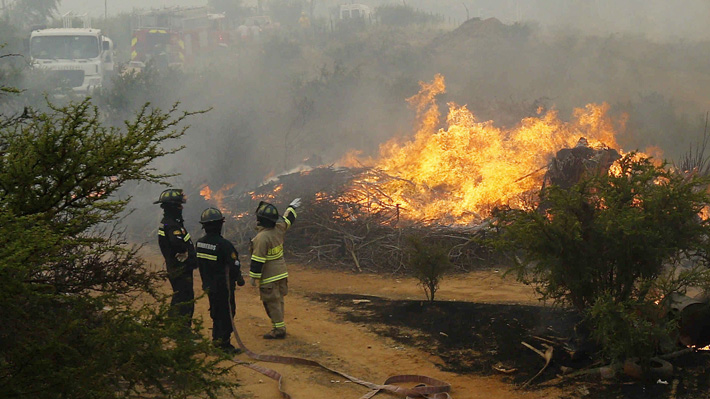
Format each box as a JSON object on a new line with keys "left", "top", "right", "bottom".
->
{"left": 260, "top": 278, "right": 288, "bottom": 331}
{"left": 208, "top": 286, "right": 236, "bottom": 346}
{"left": 166, "top": 263, "right": 195, "bottom": 329}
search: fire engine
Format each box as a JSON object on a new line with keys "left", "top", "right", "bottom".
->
{"left": 29, "top": 16, "right": 115, "bottom": 94}
{"left": 129, "top": 6, "right": 230, "bottom": 70}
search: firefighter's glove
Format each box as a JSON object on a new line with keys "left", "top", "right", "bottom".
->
{"left": 289, "top": 197, "right": 302, "bottom": 209}
{"left": 250, "top": 277, "right": 258, "bottom": 287}
{"left": 175, "top": 251, "right": 188, "bottom": 262}
{"left": 237, "top": 275, "right": 246, "bottom": 287}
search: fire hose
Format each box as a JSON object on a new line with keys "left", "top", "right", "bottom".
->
{"left": 224, "top": 269, "right": 453, "bottom": 399}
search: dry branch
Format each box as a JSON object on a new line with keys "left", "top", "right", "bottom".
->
{"left": 220, "top": 166, "right": 493, "bottom": 273}
{"left": 521, "top": 341, "right": 554, "bottom": 388}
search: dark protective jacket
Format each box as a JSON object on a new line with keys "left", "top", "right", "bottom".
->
{"left": 158, "top": 215, "right": 197, "bottom": 270}
{"left": 249, "top": 205, "right": 297, "bottom": 284}
{"left": 196, "top": 232, "right": 244, "bottom": 291}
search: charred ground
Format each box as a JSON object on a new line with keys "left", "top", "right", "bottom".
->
{"left": 314, "top": 292, "right": 710, "bottom": 399}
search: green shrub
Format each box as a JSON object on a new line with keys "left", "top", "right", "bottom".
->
{"left": 586, "top": 293, "right": 674, "bottom": 362}
{"left": 492, "top": 153, "right": 710, "bottom": 361}
{"left": 0, "top": 98, "right": 234, "bottom": 398}
{"left": 407, "top": 236, "right": 452, "bottom": 302}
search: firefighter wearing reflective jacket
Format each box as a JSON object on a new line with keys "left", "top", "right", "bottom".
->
{"left": 155, "top": 188, "right": 197, "bottom": 329}
{"left": 249, "top": 198, "right": 301, "bottom": 339}
{"left": 196, "top": 207, "right": 245, "bottom": 354}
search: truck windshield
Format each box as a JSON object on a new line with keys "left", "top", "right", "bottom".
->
{"left": 30, "top": 35, "right": 100, "bottom": 59}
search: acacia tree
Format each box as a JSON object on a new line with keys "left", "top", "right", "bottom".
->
{"left": 492, "top": 154, "right": 710, "bottom": 361}
{"left": 0, "top": 99, "right": 236, "bottom": 398}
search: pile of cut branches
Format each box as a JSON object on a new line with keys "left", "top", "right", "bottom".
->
{"left": 222, "top": 166, "right": 493, "bottom": 273}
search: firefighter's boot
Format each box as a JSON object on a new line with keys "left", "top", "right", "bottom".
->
{"left": 263, "top": 328, "right": 286, "bottom": 339}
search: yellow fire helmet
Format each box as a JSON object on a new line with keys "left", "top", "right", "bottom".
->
{"left": 200, "top": 207, "right": 225, "bottom": 224}
{"left": 255, "top": 201, "right": 279, "bottom": 223}
{"left": 154, "top": 188, "right": 186, "bottom": 205}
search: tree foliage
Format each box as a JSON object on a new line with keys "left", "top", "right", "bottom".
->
{"left": 0, "top": 98, "right": 235, "bottom": 398}
{"left": 0, "top": 50, "right": 24, "bottom": 103}
{"left": 407, "top": 236, "right": 452, "bottom": 302}
{"left": 491, "top": 154, "right": 710, "bottom": 361}
{"left": 95, "top": 64, "right": 186, "bottom": 125}
{"left": 9, "top": 0, "right": 60, "bottom": 26}
{"left": 375, "top": 5, "right": 442, "bottom": 27}
{"left": 209, "top": 0, "right": 246, "bottom": 19}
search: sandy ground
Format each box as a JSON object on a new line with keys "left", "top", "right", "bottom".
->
{"left": 147, "top": 250, "right": 571, "bottom": 399}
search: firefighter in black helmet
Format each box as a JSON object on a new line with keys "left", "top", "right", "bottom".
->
{"left": 155, "top": 188, "right": 197, "bottom": 330}
{"left": 249, "top": 198, "right": 301, "bottom": 339}
{"left": 195, "top": 207, "right": 245, "bottom": 354}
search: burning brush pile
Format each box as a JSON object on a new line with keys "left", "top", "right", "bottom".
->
{"left": 216, "top": 166, "right": 496, "bottom": 273}
{"left": 204, "top": 75, "right": 629, "bottom": 273}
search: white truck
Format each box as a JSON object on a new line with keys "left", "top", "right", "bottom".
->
{"left": 29, "top": 28, "right": 115, "bottom": 94}
{"left": 339, "top": 4, "right": 372, "bottom": 20}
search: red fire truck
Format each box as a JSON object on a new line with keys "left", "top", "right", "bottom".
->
{"left": 129, "top": 6, "right": 230, "bottom": 70}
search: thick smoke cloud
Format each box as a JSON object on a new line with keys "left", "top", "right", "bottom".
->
{"left": 62, "top": 0, "right": 710, "bottom": 41}
{"left": 10, "top": 0, "right": 710, "bottom": 238}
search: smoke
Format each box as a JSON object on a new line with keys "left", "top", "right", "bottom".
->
{"left": 6, "top": 1, "right": 710, "bottom": 239}
{"left": 115, "top": 17, "right": 710, "bottom": 239}
{"left": 373, "top": 0, "right": 710, "bottom": 42}
{"left": 58, "top": 1, "right": 710, "bottom": 42}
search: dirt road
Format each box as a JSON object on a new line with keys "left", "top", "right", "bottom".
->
{"left": 158, "top": 256, "right": 573, "bottom": 399}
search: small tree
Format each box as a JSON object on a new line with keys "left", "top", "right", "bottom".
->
{"left": 0, "top": 98, "right": 235, "bottom": 398}
{"left": 407, "top": 236, "right": 452, "bottom": 302}
{"left": 9, "top": 0, "right": 60, "bottom": 26}
{"left": 492, "top": 153, "right": 710, "bottom": 361}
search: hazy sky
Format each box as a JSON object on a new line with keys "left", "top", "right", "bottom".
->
{"left": 58, "top": 0, "right": 710, "bottom": 41}
{"left": 58, "top": 0, "right": 214, "bottom": 17}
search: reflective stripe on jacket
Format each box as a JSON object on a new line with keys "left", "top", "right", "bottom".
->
{"left": 249, "top": 206, "right": 297, "bottom": 284}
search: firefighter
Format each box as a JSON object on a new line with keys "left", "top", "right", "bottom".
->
{"left": 195, "top": 207, "right": 245, "bottom": 354}
{"left": 155, "top": 188, "right": 197, "bottom": 330}
{"left": 249, "top": 198, "right": 301, "bottom": 339}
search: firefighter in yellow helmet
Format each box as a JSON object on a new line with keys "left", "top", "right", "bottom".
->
{"left": 299, "top": 11, "right": 311, "bottom": 29}
{"left": 249, "top": 198, "right": 301, "bottom": 339}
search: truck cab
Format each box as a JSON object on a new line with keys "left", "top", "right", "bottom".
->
{"left": 339, "top": 4, "right": 372, "bottom": 20}
{"left": 29, "top": 28, "right": 114, "bottom": 94}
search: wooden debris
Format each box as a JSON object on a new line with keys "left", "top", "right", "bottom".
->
{"left": 492, "top": 363, "right": 518, "bottom": 374}
{"left": 221, "top": 166, "right": 493, "bottom": 273}
{"left": 532, "top": 335, "right": 559, "bottom": 346}
{"left": 521, "top": 341, "right": 554, "bottom": 387}
{"left": 559, "top": 366, "right": 574, "bottom": 375}
{"left": 659, "top": 347, "right": 693, "bottom": 360}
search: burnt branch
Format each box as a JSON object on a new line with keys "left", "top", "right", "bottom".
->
{"left": 222, "top": 166, "right": 493, "bottom": 274}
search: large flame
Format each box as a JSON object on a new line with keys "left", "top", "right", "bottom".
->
{"left": 342, "top": 74, "right": 627, "bottom": 225}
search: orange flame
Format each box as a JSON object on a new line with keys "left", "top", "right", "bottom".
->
{"left": 251, "top": 184, "right": 283, "bottom": 202}
{"left": 200, "top": 183, "right": 237, "bottom": 216}
{"left": 200, "top": 185, "right": 213, "bottom": 200}
{"left": 343, "top": 74, "right": 630, "bottom": 225}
